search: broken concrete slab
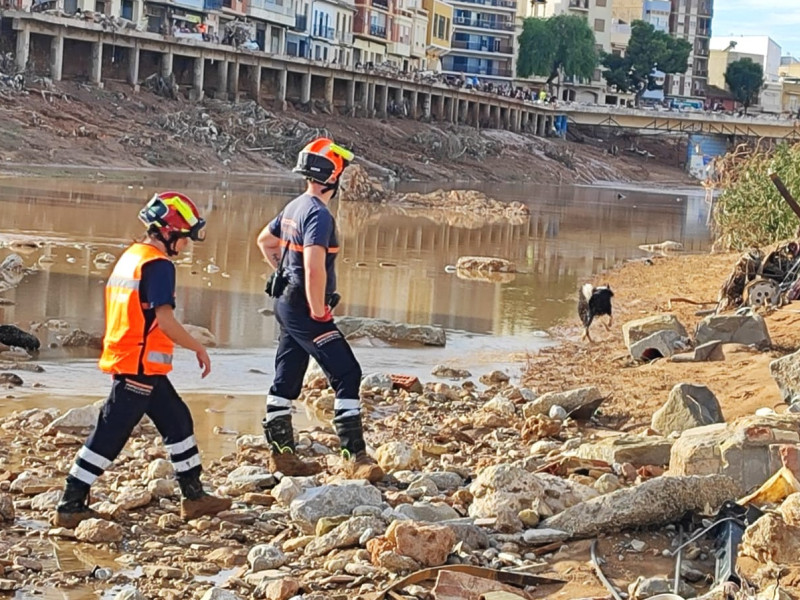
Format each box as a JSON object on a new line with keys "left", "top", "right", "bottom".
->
{"left": 651, "top": 383, "right": 724, "bottom": 436}
{"left": 335, "top": 317, "right": 446, "bottom": 347}
{"left": 622, "top": 314, "right": 688, "bottom": 349}
{"left": 628, "top": 329, "right": 688, "bottom": 361}
{"left": 432, "top": 569, "right": 533, "bottom": 600}
{"left": 668, "top": 415, "right": 800, "bottom": 494}
{"left": 572, "top": 434, "right": 673, "bottom": 468}
{"left": 669, "top": 340, "right": 725, "bottom": 363}
{"left": 522, "top": 387, "right": 603, "bottom": 419}
{"left": 770, "top": 348, "right": 800, "bottom": 404}
{"left": 542, "top": 474, "right": 739, "bottom": 539}
{"left": 695, "top": 313, "right": 771, "bottom": 349}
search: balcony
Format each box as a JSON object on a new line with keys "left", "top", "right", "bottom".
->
{"left": 451, "top": 38, "right": 513, "bottom": 54}
{"left": 370, "top": 23, "right": 387, "bottom": 37}
{"left": 314, "top": 25, "right": 335, "bottom": 39}
{"left": 453, "top": 15, "right": 514, "bottom": 31}
{"left": 569, "top": 0, "right": 588, "bottom": 10}
{"left": 293, "top": 13, "right": 307, "bottom": 31}
{"left": 248, "top": 0, "right": 294, "bottom": 26}
{"left": 204, "top": 0, "right": 223, "bottom": 9}
{"left": 449, "top": 0, "right": 517, "bottom": 11}
{"left": 337, "top": 31, "right": 354, "bottom": 44}
{"left": 372, "top": 0, "right": 389, "bottom": 10}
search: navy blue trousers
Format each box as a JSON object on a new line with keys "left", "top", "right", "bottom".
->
{"left": 67, "top": 374, "right": 201, "bottom": 488}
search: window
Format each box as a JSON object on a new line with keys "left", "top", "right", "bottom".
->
{"left": 593, "top": 18, "right": 604, "bottom": 32}
{"left": 595, "top": 0, "right": 606, "bottom": 5}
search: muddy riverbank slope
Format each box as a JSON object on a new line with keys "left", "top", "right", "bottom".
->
{"left": 0, "top": 80, "right": 691, "bottom": 184}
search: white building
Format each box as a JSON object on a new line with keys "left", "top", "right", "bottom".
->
{"left": 310, "top": 0, "right": 356, "bottom": 65}
{"left": 710, "top": 35, "right": 782, "bottom": 82}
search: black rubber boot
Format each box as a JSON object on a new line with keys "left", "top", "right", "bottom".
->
{"left": 177, "top": 472, "right": 231, "bottom": 521}
{"left": 53, "top": 478, "right": 99, "bottom": 528}
{"left": 262, "top": 416, "right": 321, "bottom": 476}
{"left": 335, "top": 416, "right": 384, "bottom": 483}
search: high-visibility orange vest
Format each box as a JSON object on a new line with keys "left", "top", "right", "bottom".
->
{"left": 98, "top": 243, "right": 175, "bottom": 376}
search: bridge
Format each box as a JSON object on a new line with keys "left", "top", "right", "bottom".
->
{"left": 562, "top": 104, "right": 800, "bottom": 140}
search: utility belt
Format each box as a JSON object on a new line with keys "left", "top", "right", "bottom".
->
{"left": 274, "top": 282, "right": 341, "bottom": 310}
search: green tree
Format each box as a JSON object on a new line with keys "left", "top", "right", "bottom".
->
{"left": 724, "top": 58, "right": 765, "bottom": 114}
{"left": 601, "top": 20, "right": 691, "bottom": 106}
{"left": 516, "top": 14, "right": 598, "bottom": 91}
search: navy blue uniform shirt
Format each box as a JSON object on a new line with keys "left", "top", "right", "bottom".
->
{"left": 267, "top": 193, "right": 338, "bottom": 296}
{"left": 140, "top": 258, "right": 176, "bottom": 333}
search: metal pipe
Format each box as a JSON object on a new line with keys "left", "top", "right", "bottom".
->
{"left": 590, "top": 539, "right": 624, "bottom": 600}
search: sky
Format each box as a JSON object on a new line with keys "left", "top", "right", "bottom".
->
{"left": 712, "top": 0, "right": 800, "bottom": 58}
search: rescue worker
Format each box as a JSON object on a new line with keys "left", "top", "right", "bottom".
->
{"left": 53, "top": 192, "right": 232, "bottom": 528}
{"left": 256, "top": 138, "right": 384, "bottom": 483}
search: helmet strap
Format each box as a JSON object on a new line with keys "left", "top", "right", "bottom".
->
{"left": 152, "top": 229, "right": 182, "bottom": 257}
{"left": 321, "top": 178, "right": 340, "bottom": 199}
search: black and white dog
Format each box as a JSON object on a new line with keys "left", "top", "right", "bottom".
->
{"left": 578, "top": 284, "right": 614, "bottom": 342}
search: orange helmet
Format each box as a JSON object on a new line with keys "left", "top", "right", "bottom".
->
{"left": 293, "top": 138, "right": 354, "bottom": 185}
{"left": 138, "top": 191, "right": 206, "bottom": 242}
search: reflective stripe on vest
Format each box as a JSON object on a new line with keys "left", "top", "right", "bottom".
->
{"left": 98, "top": 243, "right": 175, "bottom": 376}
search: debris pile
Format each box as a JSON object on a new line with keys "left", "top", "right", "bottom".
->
{"left": 408, "top": 128, "right": 503, "bottom": 161}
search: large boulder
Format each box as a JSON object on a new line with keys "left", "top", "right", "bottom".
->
{"left": 289, "top": 482, "right": 383, "bottom": 533}
{"left": 651, "top": 383, "right": 724, "bottom": 435}
{"left": 60, "top": 329, "right": 103, "bottom": 349}
{"left": 522, "top": 386, "right": 603, "bottom": 418}
{"left": 770, "top": 349, "right": 800, "bottom": 404}
{"left": 573, "top": 434, "right": 673, "bottom": 467}
{"left": 668, "top": 415, "right": 800, "bottom": 494}
{"left": 468, "top": 463, "right": 597, "bottom": 525}
{"left": 695, "top": 313, "right": 771, "bottom": 348}
{"left": 622, "top": 314, "right": 687, "bottom": 349}
{"left": 543, "top": 475, "right": 740, "bottom": 538}
{"left": 334, "top": 317, "right": 446, "bottom": 347}
{"left": 384, "top": 521, "right": 456, "bottom": 567}
{"left": 455, "top": 257, "right": 516, "bottom": 273}
{"left": 374, "top": 442, "right": 422, "bottom": 473}
{"left": 75, "top": 518, "right": 124, "bottom": 543}
{"left": 45, "top": 404, "right": 100, "bottom": 436}
{"left": 740, "top": 513, "right": 800, "bottom": 564}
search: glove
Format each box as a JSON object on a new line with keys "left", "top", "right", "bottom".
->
{"left": 310, "top": 306, "right": 333, "bottom": 323}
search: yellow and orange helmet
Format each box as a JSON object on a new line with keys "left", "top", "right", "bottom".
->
{"left": 138, "top": 191, "right": 206, "bottom": 242}
{"left": 293, "top": 137, "right": 354, "bottom": 185}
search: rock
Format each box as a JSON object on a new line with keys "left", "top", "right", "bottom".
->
{"left": 115, "top": 488, "right": 152, "bottom": 510}
{"left": 200, "top": 588, "right": 242, "bottom": 600}
{"left": 479, "top": 396, "right": 516, "bottom": 418}
{"left": 75, "top": 518, "right": 124, "bottom": 543}
{"left": 431, "top": 365, "right": 471, "bottom": 379}
{"left": 157, "top": 513, "right": 183, "bottom": 530}
{"left": 523, "top": 528, "right": 569, "bottom": 545}
{"left": 668, "top": 415, "right": 800, "bottom": 493}
{"left": 407, "top": 476, "right": 438, "bottom": 498}
{"left": 375, "top": 442, "right": 422, "bottom": 473}
{"left": 0, "top": 372, "right": 23, "bottom": 386}
{"left": 61, "top": 329, "right": 104, "bottom": 349}
{"left": 30, "top": 490, "right": 61, "bottom": 511}
{"left": 523, "top": 387, "right": 603, "bottom": 418}
{"left": 542, "top": 474, "right": 740, "bottom": 539}
{"left": 573, "top": 434, "right": 673, "bottom": 467}
{"left": 0, "top": 494, "right": 14, "bottom": 522}
{"left": 395, "top": 502, "right": 460, "bottom": 522}
{"left": 226, "top": 466, "right": 275, "bottom": 493}
{"left": 236, "top": 434, "right": 270, "bottom": 452}
{"left": 622, "top": 314, "right": 688, "bottom": 349}
{"left": 518, "top": 509, "right": 540, "bottom": 528}
{"left": 385, "top": 520, "right": 456, "bottom": 567}
{"left": 669, "top": 340, "right": 725, "bottom": 363}
{"left": 630, "top": 539, "right": 647, "bottom": 552}
{"left": 335, "top": 316, "right": 446, "bottom": 347}
{"left": 360, "top": 373, "right": 393, "bottom": 392}
{"left": 594, "top": 473, "right": 621, "bottom": 494}
{"left": 141, "top": 565, "right": 182, "bottom": 579}
{"left": 769, "top": 348, "right": 800, "bottom": 404}
{"left": 375, "top": 550, "right": 420, "bottom": 573}
{"left": 455, "top": 256, "right": 516, "bottom": 273}
{"left": 207, "top": 547, "right": 247, "bottom": 568}
{"left": 521, "top": 415, "right": 561, "bottom": 443}
{"left": 184, "top": 324, "right": 217, "bottom": 347}
{"left": 425, "top": 471, "right": 463, "bottom": 491}
{"left": 695, "top": 313, "right": 771, "bottom": 348}
{"left": 651, "top": 383, "right": 724, "bottom": 435}
{"left": 628, "top": 329, "right": 688, "bottom": 361}
{"left": 247, "top": 545, "right": 286, "bottom": 572}
{"left": 146, "top": 459, "right": 174, "bottom": 481}
{"left": 339, "top": 164, "right": 386, "bottom": 203}
{"left": 45, "top": 404, "right": 100, "bottom": 435}
{"left": 9, "top": 471, "right": 50, "bottom": 495}
{"left": 147, "top": 478, "right": 177, "bottom": 498}
{"left": 0, "top": 324, "right": 40, "bottom": 352}
{"left": 548, "top": 405, "right": 567, "bottom": 421}
{"left": 445, "top": 522, "right": 490, "bottom": 550}
{"left": 781, "top": 492, "right": 800, "bottom": 526}
{"left": 271, "top": 476, "right": 317, "bottom": 506}
{"left": 628, "top": 575, "right": 695, "bottom": 599}
{"left": 113, "top": 588, "right": 147, "bottom": 600}
{"left": 290, "top": 482, "right": 383, "bottom": 534}
{"left": 479, "top": 370, "right": 510, "bottom": 385}
{"left": 468, "top": 464, "right": 597, "bottom": 523}
{"left": 261, "top": 578, "right": 300, "bottom": 600}
{"left": 316, "top": 515, "right": 350, "bottom": 536}
{"left": 741, "top": 512, "right": 800, "bottom": 564}
{"left": 305, "top": 516, "right": 385, "bottom": 557}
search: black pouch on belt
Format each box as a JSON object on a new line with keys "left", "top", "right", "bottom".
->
{"left": 265, "top": 246, "right": 288, "bottom": 299}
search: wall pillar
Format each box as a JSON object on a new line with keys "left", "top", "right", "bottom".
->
{"left": 216, "top": 60, "right": 228, "bottom": 100}
{"left": 367, "top": 82, "right": 376, "bottom": 117}
{"left": 191, "top": 55, "right": 204, "bottom": 101}
{"left": 90, "top": 40, "right": 103, "bottom": 86}
{"left": 300, "top": 72, "right": 311, "bottom": 104}
{"left": 346, "top": 78, "right": 356, "bottom": 114}
{"left": 229, "top": 60, "right": 240, "bottom": 103}
{"left": 252, "top": 65, "right": 262, "bottom": 102}
{"left": 324, "top": 75, "right": 334, "bottom": 106}
{"left": 161, "top": 48, "right": 173, "bottom": 78}
{"left": 127, "top": 42, "right": 140, "bottom": 91}
{"left": 275, "top": 67, "right": 287, "bottom": 109}
{"left": 409, "top": 90, "right": 418, "bottom": 119}
{"left": 379, "top": 84, "right": 389, "bottom": 118}
{"left": 50, "top": 33, "right": 64, "bottom": 82}
{"left": 437, "top": 93, "right": 445, "bottom": 121}
{"left": 15, "top": 26, "right": 30, "bottom": 73}
{"left": 422, "top": 92, "right": 431, "bottom": 120}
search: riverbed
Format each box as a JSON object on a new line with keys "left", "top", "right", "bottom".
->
{"left": 0, "top": 171, "right": 710, "bottom": 459}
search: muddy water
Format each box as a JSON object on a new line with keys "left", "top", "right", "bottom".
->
{"left": 0, "top": 172, "right": 711, "bottom": 463}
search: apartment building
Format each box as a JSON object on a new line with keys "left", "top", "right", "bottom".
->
{"left": 667, "top": 0, "right": 713, "bottom": 98}
{"left": 611, "top": 0, "right": 669, "bottom": 31}
{"left": 423, "top": 0, "right": 452, "bottom": 71}
{"left": 305, "top": 0, "right": 356, "bottom": 65}
{"left": 440, "top": 0, "right": 517, "bottom": 82}
{"left": 352, "top": 0, "right": 391, "bottom": 65}
{"left": 709, "top": 36, "right": 782, "bottom": 113}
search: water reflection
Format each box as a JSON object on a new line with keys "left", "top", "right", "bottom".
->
{"left": 0, "top": 172, "right": 710, "bottom": 371}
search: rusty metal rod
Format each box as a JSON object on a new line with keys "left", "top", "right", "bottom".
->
{"left": 770, "top": 173, "right": 800, "bottom": 220}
